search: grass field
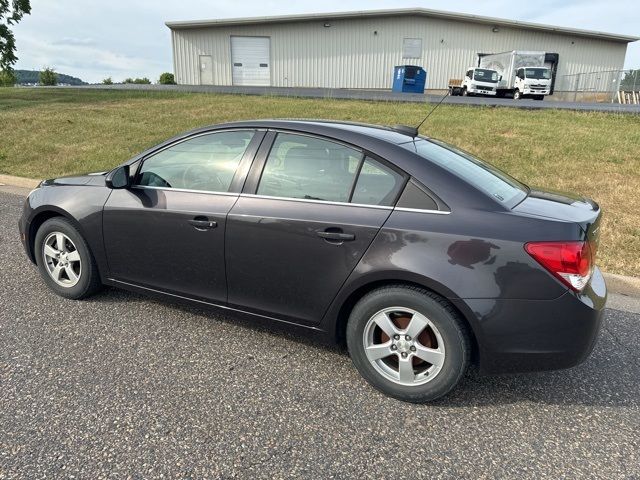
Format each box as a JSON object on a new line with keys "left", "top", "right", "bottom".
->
{"left": 1, "top": 88, "right": 639, "bottom": 276}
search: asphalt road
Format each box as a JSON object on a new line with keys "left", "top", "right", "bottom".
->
{"left": 57, "top": 84, "right": 640, "bottom": 114}
{"left": 1, "top": 188, "right": 639, "bottom": 479}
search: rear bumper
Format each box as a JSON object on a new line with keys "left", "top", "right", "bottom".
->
{"left": 454, "top": 267, "right": 607, "bottom": 374}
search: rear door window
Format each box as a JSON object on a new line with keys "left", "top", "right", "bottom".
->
{"left": 351, "top": 157, "right": 404, "bottom": 206}
{"left": 257, "top": 133, "right": 362, "bottom": 202}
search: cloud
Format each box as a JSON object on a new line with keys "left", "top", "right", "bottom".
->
{"left": 51, "top": 37, "right": 97, "bottom": 47}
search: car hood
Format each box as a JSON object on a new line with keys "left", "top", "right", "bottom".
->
{"left": 42, "top": 171, "right": 107, "bottom": 186}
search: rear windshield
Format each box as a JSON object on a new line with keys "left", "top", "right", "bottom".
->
{"left": 401, "top": 139, "right": 528, "bottom": 206}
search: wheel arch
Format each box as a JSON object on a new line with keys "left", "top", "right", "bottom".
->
{"left": 327, "top": 273, "right": 482, "bottom": 365}
{"left": 27, "top": 207, "right": 89, "bottom": 264}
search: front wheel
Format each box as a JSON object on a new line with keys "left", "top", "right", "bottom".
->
{"left": 513, "top": 89, "right": 522, "bottom": 100}
{"left": 346, "top": 286, "right": 470, "bottom": 403}
{"left": 34, "top": 217, "right": 102, "bottom": 299}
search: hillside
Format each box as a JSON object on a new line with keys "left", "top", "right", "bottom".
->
{"left": 14, "top": 69, "right": 86, "bottom": 85}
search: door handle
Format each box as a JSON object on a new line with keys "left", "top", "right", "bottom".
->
{"left": 316, "top": 229, "right": 355, "bottom": 242}
{"left": 188, "top": 217, "right": 217, "bottom": 231}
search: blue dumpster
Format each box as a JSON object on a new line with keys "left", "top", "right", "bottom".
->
{"left": 392, "top": 65, "right": 427, "bottom": 93}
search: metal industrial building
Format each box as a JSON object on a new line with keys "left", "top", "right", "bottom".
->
{"left": 166, "top": 8, "right": 637, "bottom": 92}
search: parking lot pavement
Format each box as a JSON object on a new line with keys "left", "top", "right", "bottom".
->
{"left": 1, "top": 189, "right": 639, "bottom": 479}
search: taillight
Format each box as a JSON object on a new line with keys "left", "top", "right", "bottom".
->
{"left": 525, "top": 241, "right": 594, "bottom": 292}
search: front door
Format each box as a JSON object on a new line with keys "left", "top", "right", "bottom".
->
{"left": 225, "top": 132, "right": 406, "bottom": 324}
{"left": 103, "top": 130, "right": 262, "bottom": 303}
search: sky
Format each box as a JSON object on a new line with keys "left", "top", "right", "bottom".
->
{"left": 11, "top": 0, "right": 640, "bottom": 83}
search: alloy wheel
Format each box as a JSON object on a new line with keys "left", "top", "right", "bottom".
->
{"left": 42, "top": 232, "right": 82, "bottom": 287}
{"left": 362, "top": 307, "right": 445, "bottom": 386}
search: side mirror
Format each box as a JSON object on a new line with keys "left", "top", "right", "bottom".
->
{"left": 106, "top": 165, "right": 131, "bottom": 189}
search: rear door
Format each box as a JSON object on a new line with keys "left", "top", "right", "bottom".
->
{"left": 225, "top": 131, "right": 406, "bottom": 325}
{"left": 103, "top": 129, "right": 263, "bottom": 303}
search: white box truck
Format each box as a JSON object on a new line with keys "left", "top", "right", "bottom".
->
{"left": 479, "top": 51, "right": 552, "bottom": 100}
{"left": 448, "top": 67, "right": 499, "bottom": 96}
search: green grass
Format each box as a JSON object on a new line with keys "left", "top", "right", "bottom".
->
{"left": 1, "top": 88, "right": 639, "bottom": 276}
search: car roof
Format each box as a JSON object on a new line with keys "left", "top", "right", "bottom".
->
{"left": 205, "top": 119, "right": 419, "bottom": 145}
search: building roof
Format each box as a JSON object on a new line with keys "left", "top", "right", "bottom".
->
{"left": 165, "top": 7, "right": 639, "bottom": 43}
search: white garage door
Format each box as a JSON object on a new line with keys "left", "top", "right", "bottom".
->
{"left": 231, "top": 36, "right": 271, "bottom": 86}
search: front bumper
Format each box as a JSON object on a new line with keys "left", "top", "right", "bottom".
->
{"left": 523, "top": 89, "right": 550, "bottom": 95}
{"left": 453, "top": 267, "right": 607, "bottom": 374}
{"left": 469, "top": 88, "right": 497, "bottom": 96}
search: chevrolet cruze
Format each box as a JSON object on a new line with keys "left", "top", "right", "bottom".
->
{"left": 19, "top": 120, "right": 606, "bottom": 402}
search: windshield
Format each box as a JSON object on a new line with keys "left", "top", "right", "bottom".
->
{"left": 524, "top": 68, "right": 551, "bottom": 80}
{"left": 400, "top": 139, "right": 528, "bottom": 206}
{"left": 473, "top": 69, "right": 498, "bottom": 83}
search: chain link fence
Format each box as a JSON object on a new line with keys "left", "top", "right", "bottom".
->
{"left": 555, "top": 69, "right": 640, "bottom": 103}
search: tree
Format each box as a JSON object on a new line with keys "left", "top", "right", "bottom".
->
{"left": 0, "top": 0, "right": 32, "bottom": 72}
{"left": 159, "top": 72, "right": 176, "bottom": 85}
{"left": 0, "top": 68, "right": 15, "bottom": 86}
{"left": 620, "top": 70, "right": 640, "bottom": 91}
{"left": 39, "top": 67, "right": 57, "bottom": 86}
{"left": 102, "top": 76, "right": 113, "bottom": 85}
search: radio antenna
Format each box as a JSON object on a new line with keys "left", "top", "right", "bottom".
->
{"left": 392, "top": 90, "right": 450, "bottom": 138}
{"left": 415, "top": 90, "right": 450, "bottom": 132}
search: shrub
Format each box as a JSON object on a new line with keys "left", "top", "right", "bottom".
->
{"left": 39, "top": 67, "right": 58, "bottom": 86}
{"left": 0, "top": 70, "right": 16, "bottom": 87}
{"left": 102, "top": 77, "right": 113, "bottom": 85}
{"left": 123, "top": 77, "right": 151, "bottom": 84}
{"left": 159, "top": 72, "right": 176, "bottom": 85}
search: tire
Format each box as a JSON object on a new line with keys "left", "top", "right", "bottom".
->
{"left": 462, "top": 88, "right": 468, "bottom": 96}
{"left": 513, "top": 89, "right": 522, "bottom": 100}
{"left": 34, "top": 217, "right": 102, "bottom": 299}
{"left": 346, "top": 285, "right": 470, "bottom": 403}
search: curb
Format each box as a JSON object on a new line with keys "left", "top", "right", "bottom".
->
{"left": 1, "top": 174, "right": 639, "bottom": 297}
{"left": 0, "top": 174, "right": 41, "bottom": 189}
{"left": 601, "top": 273, "right": 640, "bottom": 298}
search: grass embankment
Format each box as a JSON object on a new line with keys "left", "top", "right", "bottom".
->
{"left": 0, "top": 88, "right": 639, "bottom": 276}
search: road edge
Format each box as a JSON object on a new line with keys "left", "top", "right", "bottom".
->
{"left": 2, "top": 174, "right": 639, "bottom": 297}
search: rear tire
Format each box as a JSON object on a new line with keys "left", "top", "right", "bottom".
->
{"left": 34, "top": 217, "right": 102, "bottom": 299}
{"left": 346, "top": 285, "right": 470, "bottom": 403}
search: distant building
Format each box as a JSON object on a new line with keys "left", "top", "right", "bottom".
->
{"left": 166, "top": 8, "right": 638, "bottom": 92}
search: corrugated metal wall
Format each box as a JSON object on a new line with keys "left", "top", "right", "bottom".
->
{"left": 170, "top": 15, "right": 629, "bottom": 90}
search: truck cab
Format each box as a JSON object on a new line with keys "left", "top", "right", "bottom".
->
{"left": 513, "top": 67, "right": 552, "bottom": 100}
{"left": 463, "top": 68, "right": 498, "bottom": 96}
{"left": 449, "top": 68, "right": 498, "bottom": 96}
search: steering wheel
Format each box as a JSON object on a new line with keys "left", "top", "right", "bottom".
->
{"left": 182, "top": 164, "right": 225, "bottom": 192}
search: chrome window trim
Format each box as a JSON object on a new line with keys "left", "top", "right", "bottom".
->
{"left": 132, "top": 185, "right": 239, "bottom": 197}
{"left": 240, "top": 193, "right": 393, "bottom": 211}
{"left": 393, "top": 206, "right": 451, "bottom": 215}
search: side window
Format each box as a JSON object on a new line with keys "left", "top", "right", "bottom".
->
{"left": 396, "top": 179, "right": 440, "bottom": 211}
{"left": 257, "top": 133, "right": 363, "bottom": 202}
{"left": 136, "top": 130, "right": 255, "bottom": 192}
{"left": 351, "top": 157, "right": 404, "bottom": 206}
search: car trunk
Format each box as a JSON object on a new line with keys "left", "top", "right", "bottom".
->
{"left": 514, "top": 187, "right": 602, "bottom": 248}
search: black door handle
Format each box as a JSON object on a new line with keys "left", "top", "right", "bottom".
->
{"left": 316, "top": 229, "right": 355, "bottom": 242}
{"left": 188, "top": 217, "right": 217, "bottom": 231}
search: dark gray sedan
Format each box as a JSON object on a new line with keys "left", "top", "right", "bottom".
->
{"left": 19, "top": 120, "right": 606, "bottom": 402}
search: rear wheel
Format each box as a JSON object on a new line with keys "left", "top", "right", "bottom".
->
{"left": 346, "top": 285, "right": 470, "bottom": 403}
{"left": 34, "top": 217, "right": 102, "bottom": 299}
